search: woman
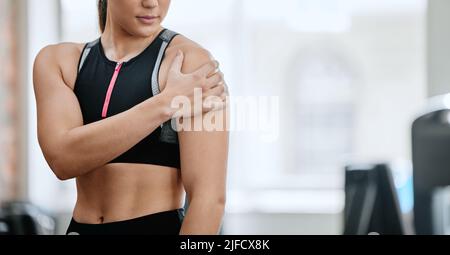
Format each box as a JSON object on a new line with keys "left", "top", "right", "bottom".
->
{"left": 33, "top": 0, "right": 229, "bottom": 235}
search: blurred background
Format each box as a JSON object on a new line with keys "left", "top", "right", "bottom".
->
{"left": 2, "top": 0, "right": 450, "bottom": 235}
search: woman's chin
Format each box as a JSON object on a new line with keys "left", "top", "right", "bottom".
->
{"left": 132, "top": 24, "right": 162, "bottom": 37}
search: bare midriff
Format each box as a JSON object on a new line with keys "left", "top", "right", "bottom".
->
{"left": 72, "top": 163, "right": 185, "bottom": 224}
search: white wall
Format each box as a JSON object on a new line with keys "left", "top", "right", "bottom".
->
{"left": 428, "top": 0, "right": 450, "bottom": 97}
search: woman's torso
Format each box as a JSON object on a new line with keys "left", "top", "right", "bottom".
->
{"left": 58, "top": 30, "right": 187, "bottom": 224}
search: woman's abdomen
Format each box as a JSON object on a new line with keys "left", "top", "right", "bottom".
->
{"left": 73, "top": 163, "right": 184, "bottom": 224}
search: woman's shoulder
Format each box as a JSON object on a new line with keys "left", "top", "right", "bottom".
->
{"left": 167, "top": 33, "right": 215, "bottom": 73}
{"left": 36, "top": 42, "right": 85, "bottom": 59}
{"left": 35, "top": 42, "right": 86, "bottom": 68}
{"left": 170, "top": 34, "right": 211, "bottom": 56}
{"left": 34, "top": 42, "right": 88, "bottom": 90}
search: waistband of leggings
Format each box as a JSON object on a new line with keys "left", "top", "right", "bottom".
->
{"left": 70, "top": 208, "right": 185, "bottom": 227}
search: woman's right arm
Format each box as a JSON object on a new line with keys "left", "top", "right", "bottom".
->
{"left": 33, "top": 45, "right": 222, "bottom": 180}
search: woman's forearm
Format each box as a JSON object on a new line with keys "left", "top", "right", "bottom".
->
{"left": 49, "top": 94, "right": 172, "bottom": 180}
{"left": 179, "top": 197, "right": 226, "bottom": 235}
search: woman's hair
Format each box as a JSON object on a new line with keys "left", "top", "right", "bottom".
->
{"left": 98, "top": 0, "right": 107, "bottom": 33}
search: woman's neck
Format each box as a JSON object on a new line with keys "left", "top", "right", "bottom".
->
{"left": 101, "top": 22, "right": 163, "bottom": 63}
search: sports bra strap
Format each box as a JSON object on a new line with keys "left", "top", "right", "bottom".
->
{"left": 78, "top": 39, "right": 99, "bottom": 73}
{"left": 151, "top": 29, "right": 179, "bottom": 96}
{"left": 152, "top": 29, "right": 180, "bottom": 144}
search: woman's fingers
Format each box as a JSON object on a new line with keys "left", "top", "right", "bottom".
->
{"left": 222, "top": 81, "right": 229, "bottom": 95}
{"left": 203, "top": 100, "right": 226, "bottom": 113}
{"left": 169, "top": 50, "right": 184, "bottom": 74}
{"left": 204, "top": 71, "right": 224, "bottom": 90}
{"left": 194, "top": 60, "right": 219, "bottom": 79}
{"left": 203, "top": 82, "right": 225, "bottom": 98}
{"left": 219, "top": 90, "right": 227, "bottom": 101}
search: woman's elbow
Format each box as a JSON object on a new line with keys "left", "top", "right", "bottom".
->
{"left": 39, "top": 138, "right": 72, "bottom": 180}
{"left": 212, "top": 196, "right": 226, "bottom": 216}
{"left": 191, "top": 192, "right": 226, "bottom": 209}
{"left": 53, "top": 170, "right": 72, "bottom": 181}
{"left": 204, "top": 196, "right": 226, "bottom": 215}
{"left": 47, "top": 155, "right": 75, "bottom": 181}
{"left": 217, "top": 194, "right": 226, "bottom": 207}
{"left": 44, "top": 147, "right": 82, "bottom": 180}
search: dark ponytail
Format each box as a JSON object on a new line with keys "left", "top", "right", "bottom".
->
{"left": 98, "top": 0, "right": 107, "bottom": 33}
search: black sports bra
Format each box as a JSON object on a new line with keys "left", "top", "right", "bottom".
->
{"left": 74, "top": 28, "right": 180, "bottom": 169}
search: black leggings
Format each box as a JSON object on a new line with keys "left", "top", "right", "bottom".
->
{"left": 66, "top": 208, "right": 185, "bottom": 235}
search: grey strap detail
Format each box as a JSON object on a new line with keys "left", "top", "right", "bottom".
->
{"left": 78, "top": 39, "right": 99, "bottom": 73}
{"left": 151, "top": 29, "right": 178, "bottom": 95}
{"left": 151, "top": 40, "right": 169, "bottom": 96}
{"left": 160, "top": 29, "right": 178, "bottom": 43}
{"left": 151, "top": 29, "right": 179, "bottom": 144}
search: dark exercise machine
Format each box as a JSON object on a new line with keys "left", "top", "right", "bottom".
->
{"left": 343, "top": 163, "right": 405, "bottom": 235}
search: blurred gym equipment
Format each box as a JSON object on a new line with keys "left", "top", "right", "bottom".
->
{"left": 412, "top": 94, "right": 450, "bottom": 235}
{"left": 343, "top": 163, "right": 405, "bottom": 235}
{"left": 0, "top": 201, "right": 55, "bottom": 235}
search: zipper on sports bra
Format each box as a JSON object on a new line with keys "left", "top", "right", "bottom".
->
{"left": 102, "top": 62, "right": 123, "bottom": 118}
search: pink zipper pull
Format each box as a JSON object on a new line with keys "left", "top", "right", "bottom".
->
{"left": 102, "top": 62, "right": 123, "bottom": 118}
